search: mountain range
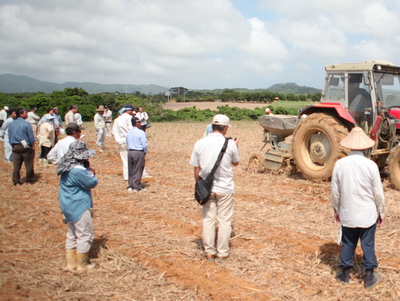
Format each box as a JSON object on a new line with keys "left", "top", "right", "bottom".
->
{"left": 0, "top": 74, "right": 321, "bottom": 95}
{"left": 0, "top": 74, "right": 169, "bottom": 95}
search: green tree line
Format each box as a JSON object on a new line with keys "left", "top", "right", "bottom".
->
{"left": 0, "top": 88, "right": 316, "bottom": 122}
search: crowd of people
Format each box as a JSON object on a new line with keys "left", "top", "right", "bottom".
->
{"left": 191, "top": 116, "right": 384, "bottom": 289}
{"left": 0, "top": 105, "right": 386, "bottom": 289}
{"left": 0, "top": 103, "right": 150, "bottom": 272}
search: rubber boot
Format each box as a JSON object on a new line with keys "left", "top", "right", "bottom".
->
{"left": 365, "top": 269, "right": 381, "bottom": 289}
{"left": 76, "top": 252, "right": 94, "bottom": 272}
{"left": 335, "top": 267, "right": 350, "bottom": 284}
{"left": 65, "top": 249, "right": 77, "bottom": 271}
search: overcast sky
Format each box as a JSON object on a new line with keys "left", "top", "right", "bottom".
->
{"left": 1, "top": 0, "right": 399, "bottom": 90}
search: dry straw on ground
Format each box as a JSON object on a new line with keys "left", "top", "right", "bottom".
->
{"left": 1, "top": 120, "right": 400, "bottom": 300}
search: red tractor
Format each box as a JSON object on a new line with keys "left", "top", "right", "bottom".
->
{"left": 250, "top": 60, "right": 400, "bottom": 189}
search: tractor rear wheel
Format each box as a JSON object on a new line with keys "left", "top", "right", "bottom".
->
{"left": 388, "top": 145, "right": 400, "bottom": 190}
{"left": 248, "top": 152, "right": 265, "bottom": 173}
{"left": 292, "top": 113, "right": 349, "bottom": 181}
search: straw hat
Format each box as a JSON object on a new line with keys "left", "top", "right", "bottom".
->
{"left": 340, "top": 127, "right": 375, "bottom": 150}
{"left": 96, "top": 105, "right": 105, "bottom": 111}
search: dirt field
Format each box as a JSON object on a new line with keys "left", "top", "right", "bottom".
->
{"left": 163, "top": 101, "right": 268, "bottom": 111}
{"left": 1, "top": 120, "right": 400, "bottom": 300}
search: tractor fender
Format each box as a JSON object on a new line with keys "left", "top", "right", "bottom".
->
{"left": 302, "top": 103, "right": 355, "bottom": 130}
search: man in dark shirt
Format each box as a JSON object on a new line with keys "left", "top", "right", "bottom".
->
{"left": 8, "top": 108, "right": 36, "bottom": 185}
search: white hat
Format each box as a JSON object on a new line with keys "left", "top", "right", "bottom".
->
{"left": 4, "top": 106, "right": 9, "bottom": 111}
{"left": 265, "top": 108, "right": 271, "bottom": 113}
{"left": 212, "top": 114, "right": 231, "bottom": 127}
{"left": 340, "top": 127, "right": 375, "bottom": 150}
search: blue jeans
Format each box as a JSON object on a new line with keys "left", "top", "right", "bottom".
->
{"left": 339, "top": 224, "right": 378, "bottom": 269}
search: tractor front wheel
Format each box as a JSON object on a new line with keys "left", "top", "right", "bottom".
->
{"left": 292, "top": 113, "right": 349, "bottom": 181}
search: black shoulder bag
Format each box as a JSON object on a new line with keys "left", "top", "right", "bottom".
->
{"left": 194, "top": 138, "right": 229, "bottom": 205}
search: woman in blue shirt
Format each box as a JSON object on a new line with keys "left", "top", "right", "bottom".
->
{"left": 57, "top": 140, "right": 98, "bottom": 272}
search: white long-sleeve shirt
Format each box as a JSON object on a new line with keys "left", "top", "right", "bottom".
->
{"left": 27, "top": 111, "right": 40, "bottom": 124}
{"left": 136, "top": 111, "right": 148, "bottom": 126}
{"left": 331, "top": 151, "right": 385, "bottom": 228}
{"left": 103, "top": 110, "right": 112, "bottom": 122}
{"left": 112, "top": 113, "right": 133, "bottom": 145}
{"left": 0, "top": 109, "right": 7, "bottom": 122}
{"left": 94, "top": 113, "right": 105, "bottom": 129}
{"left": 65, "top": 111, "right": 76, "bottom": 126}
{"left": 47, "top": 136, "right": 77, "bottom": 164}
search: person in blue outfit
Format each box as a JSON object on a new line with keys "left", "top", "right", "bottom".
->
{"left": 57, "top": 140, "right": 98, "bottom": 273}
{"left": 8, "top": 108, "right": 36, "bottom": 185}
{"left": 126, "top": 116, "right": 148, "bottom": 192}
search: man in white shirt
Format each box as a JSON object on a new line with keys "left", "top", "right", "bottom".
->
{"left": 103, "top": 105, "right": 112, "bottom": 137}
{"left": 136, "top": 106, "right": 149, "bottom": 132}
{"left": 112, "top": 104, "right": 136, "bottom": 181}
{"left": 65, "top": 105, "right": 78, "bottom": 126}
{"left": 47, "top": 124, "right": 81, "bottom": 164}
{"left": 0, "top": 106, "right": 8, "bottom": 128}
{"left": 0, "top": 108, "right": 17, "bottom": 162}
{"left": 94, "top": 105, "right": 106, "bottom": 152}
{"left": 27, "top": 107, "right": 40, "bottom": 136}
{"left": 332, "top": 127, "right": 385, "bottom": 288}
{"left": 190, "top": 114, "right": 239, "bottom": 263}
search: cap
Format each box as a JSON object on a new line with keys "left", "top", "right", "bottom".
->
{"left": 4, "top": 106, "right": 9, "bottom": 111}
{"left": 340, "top": 127, "right": 375, "bottom": 150}
{"left": 212, "top": 114, "right": 231, "bottom": 127}
{"left": 265, "top": 108, "right": 271, "bottom": 114}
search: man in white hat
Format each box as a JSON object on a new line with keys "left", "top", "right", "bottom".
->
{"left": 190, "top": 114, "right": 240, "bottom": 262}
{"left": 112, "top": 104, "right": 136, "bottom": 181}
{"left": 94, "top": 105, "right": 106, "bottom": 152}
{"left": 0, "top": 106, "right": 9, "bottom": 128}
{"left": 332, "top": 127, "right": 385, "bottom": 288}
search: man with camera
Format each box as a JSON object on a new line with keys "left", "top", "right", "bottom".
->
{"left": 190, "top": 114, "right": 240, "bottom": 263}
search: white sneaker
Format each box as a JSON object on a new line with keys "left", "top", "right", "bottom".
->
{"left": 127, "top": 188, "right": 133, "bottom": 192}
{"left": 142, "top": 175, "right": 152, "bottom": 178}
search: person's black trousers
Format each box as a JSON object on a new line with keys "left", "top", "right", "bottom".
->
{"left": 339, "top": 224, "right": 378, "bottom": 270}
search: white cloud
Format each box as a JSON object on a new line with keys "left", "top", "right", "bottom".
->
{"left": 1, "top": 0, "right": 400, "bottom": 89}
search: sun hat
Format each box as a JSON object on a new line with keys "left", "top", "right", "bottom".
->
{"left": 212, "top": 114, "right": 231, "bottom": 127}
{"left": 96, "top": 105, "right": 105, "bottom": 111}
{"left": 340, "top": 127, "right": 375, "bottom": 150}
{"left": 37, "top": 113, "right": 55, "bottom": 126}
{"left": 57, "top": 140, "right": 96, "bottom": 175}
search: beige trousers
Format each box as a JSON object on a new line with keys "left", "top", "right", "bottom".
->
{"left": 202, "top": 192, "right": 234, "bottom": 257}
{"left": 66, "top": 210, "right": 94, "bottom": 253}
